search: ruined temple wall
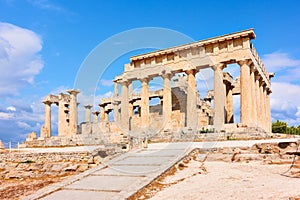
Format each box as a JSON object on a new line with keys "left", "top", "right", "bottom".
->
{"left": 80, "top": 122, "right": 121, "bottom": 135}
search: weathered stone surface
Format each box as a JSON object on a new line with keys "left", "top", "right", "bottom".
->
{"left": 77, "top": 164, "right": 89, "bottom": 172}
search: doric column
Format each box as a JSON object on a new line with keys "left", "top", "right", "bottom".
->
{"left": 92, "top": 111, "right": 99, "bottom": 123}
{"left": 113, "top": 100, "right": 120, "bottom": 122}
{"left": 42, "top": 100, "right": 52, "bottom": 138}
{"left": 141, "top": 77, "right": 150, "bottom": 128}
{"left": 238, "top": 60, "right": 252, "bottom": 126}
{"left": 255, "top": 74, "right": 261, "bottom": 127}
{"left": 250, "top": 66, "right": 257, "bottom": 126}
{"left": 263, "top": 87, "right": 267, "bottom": 131}
{"left": 114, "top": 81, "right": 119, "bottom": 97}
{"left": 226, "top": 85, "right": 234, "bottom": 123}
{"left": 213, "top": 64, "right": 225, "bottom": 131}
{"left": 128, "top": 82, "right": 133, "bottom": 96}
{"left": 58, "top": 93, "right": 69, "bottom": 137}
{"left": 266, "top": 89, "right": 272, "bottom": 133}
{"left": 186, "top": 69, "right": 198, "bottom": 128}
{"left": 129, "top": 102, "right": 134, "bottom": 117}
{"left": 120, "top": 81, "right": 129, "bottom": 130}
{"left": 67, "top": 89, "right": 80, "bottom": 136}
{"left": 84, "top": 105, "right": 92, "bottom": 123}
{"left": 104, "top": 111, "right": 109, "bottom": 122}
{"left": 162, "top": 73, "right": 172, "bottom": 128}
{"left": 99, "top": 105, "right": 105, "bottom": 122}
{"left": 259, "top": 81, "right": 266, "bottom": 131}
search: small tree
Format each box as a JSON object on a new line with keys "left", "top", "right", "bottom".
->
{"left": 272, "top": 120, "right": 287, "bottom": 133}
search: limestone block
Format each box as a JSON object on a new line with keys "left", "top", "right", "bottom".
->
{"left": 28, "top": 131, "right": 37, "bottom": 139}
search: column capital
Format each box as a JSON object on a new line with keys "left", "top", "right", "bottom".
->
{"left": 84, "top": 104, "right": 93, "bottom": 109}
{"left": 237, "top": 59, "right": 252, "bottom": 67}
{"left": 42, "top": 100, "right": 52, "bottom": 105}
{"left": 212, "top": 63, "right": 226, "bottom": 71}
{"left": 161, "top": 72, "right": 173, "bottom": 79}
{"left": 259, "top": 79, "right": 266, "bottom": 87}
{"left": 66, "top": 89, "right": 80, "bottom": 96}
{"left": 98, "top": 104, "right": 105, "bottom": 108}
{"left": 269, "top": 72, "right": 275, "bottom": 79}
{"left": 185, "top": 68, "right": 198, "bottom": 75}
{"left": 92, "top": 111, "right": 100, "bottom": 115}
{"left": 250, "top": 64, "right": 257, "bottom": 73}
{"left": 140, "top": 76, "right": 152, "bottom": 83}
{"left": 119, "top": 79, "right": 129, "bottom": 86}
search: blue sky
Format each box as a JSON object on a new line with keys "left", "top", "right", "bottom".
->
{"left": 0, "top": 0, "right": 300, "bottom": 145}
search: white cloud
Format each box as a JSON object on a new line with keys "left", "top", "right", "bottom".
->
{"left": 271, "top": 82, "right": 300, "bottom": 125}
{"left": 6, "top": 106, "right": 16, "bottom": 111}
{"left": 27, "top": 0, "right": 64, "bottom": 12}
{"left": 0, "top": 22, "right": 43, "bottom": 96}
{"left": 17, "top": 121, "right": 31, "bottom": 130}
{"left": 99, "top": 79, "right": 114, "bottom": 87}
{"left": 262, "top": 52, "right": 300, "bottom": 72}
{"left": 0, "top": 112, "right": 14, "bottom": 120}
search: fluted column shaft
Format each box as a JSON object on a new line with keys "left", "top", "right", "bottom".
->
{"left": 266, "top": 90, "right": 271, "bottom": 132}
{"left": 255, "top": 75, "right": 261, "bottom": 127}
{"left": 92, "top": 111, "right": 99, "bottom": 123}
{"left": 163, "top": 73, "right": 172, "bottom": 128}
{"left": 239, "top": 60, "right": 251, "bottom": 125}
{"left": 99, "top": 105, "right": 105, "bottom": 122}
{"left": 120, "top": 81, "right": 129, "bottom": 130}
{"left": 84, "top": 105, "right": 92, "bottom": 123}
{"left": 43, "top": 101, "right": 51, "bottom": 138}
{"left": 186, "top": 69, "right": 198, "bottom": 128}
{"left": 259, "top": 81, "right": 266, "bottom": 131}
{"left": 141, "top": 78, "right": 150, "bottom": 128}
{"left": 67, "top": 89, "right": 80, "bottom": 136}
{"left": 250, "top": 67, "right": 257, "bottom": 126}
{"left": 213, "top": 64, "right": 225, "bottom": 131}
{"left": 226, "top": 85, "right": 234, "bottom": 123}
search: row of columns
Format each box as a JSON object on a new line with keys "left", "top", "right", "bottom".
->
{"left": 41, "top": 89, "right": 80, "bottom": 138}
{"left": 84, "top": 104, "right": 113, "bottom": 123}
{"left": 119, "top": 69, "right": 202, "bottom": 131}
{"left": 213, "top": 60, "right": 272, "bottom": 132}
{"left": 239, "top": 60, "right": 272, "bottom": 132}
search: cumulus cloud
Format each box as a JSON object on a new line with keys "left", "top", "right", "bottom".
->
{"left": 99, "top": 79, "right": 114, "bottom": 87}
{"left": 6, "top": 106, "right": 16, "bottom": 111}
{"left": 271, "top": 82, "right": 300, "bottom": 125}
{"left": 262, "top": 52, "right": 300, "bottom": 73}
{"left": 0, "top": 22, "right": 43, "bottom": 96}
{"left": 0, "top": 112, "right": 14, "bottom": 120}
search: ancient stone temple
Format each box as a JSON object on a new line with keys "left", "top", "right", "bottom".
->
{"left": 25, "top": 28, "right": 274, "bottom": 147}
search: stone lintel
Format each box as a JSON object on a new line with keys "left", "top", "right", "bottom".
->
{"left": 131, "top": 28, "right": 255, "bottom": 62}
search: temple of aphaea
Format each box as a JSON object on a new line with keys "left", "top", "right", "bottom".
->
{"left": 30, "top": 29, "right": 274, "bottom": 146}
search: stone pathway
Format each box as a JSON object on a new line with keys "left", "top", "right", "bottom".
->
{"left": 23, "top": 138, "right": 298, "bottom": 200}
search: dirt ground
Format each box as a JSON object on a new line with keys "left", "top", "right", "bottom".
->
{"left": 0, "top": 172, "right": 78, "bottom": 200}
{"left": 146, "top": 159, "right": 300, "bottom": 200}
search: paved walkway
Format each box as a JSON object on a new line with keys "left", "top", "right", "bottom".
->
{"left": 24, "top": 138, "right": 299, "bottom": 200}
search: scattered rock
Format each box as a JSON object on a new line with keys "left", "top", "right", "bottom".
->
{"left": 64, "top": 164, "right": 79, "bottom": 172}
{"left": 77, "top": 164, "right": 89, "bottom": 172}
{"left": 51, "top": 163, "right": 68, "bottom": 172}
{"left": 87, "top": 157, "right": 94, "bottom": 164}
{"left": 93, "top": 156, "right": 102, "bottom": 164}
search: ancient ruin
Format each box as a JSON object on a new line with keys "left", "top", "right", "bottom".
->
{"left": 24, "top": 29, "right": 274, "bottom": 147}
